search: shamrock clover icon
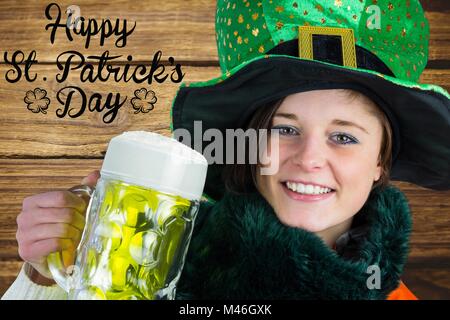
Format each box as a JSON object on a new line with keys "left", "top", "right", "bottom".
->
{"left": 24, "top": 88, "right": 50, "bottom": 114}
{"left": 131, "top": 88, "right": 157, "bottom": 114}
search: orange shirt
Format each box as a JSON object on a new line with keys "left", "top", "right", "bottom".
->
{"left": 387, "top": 281, "right": 418, "bottom": 300}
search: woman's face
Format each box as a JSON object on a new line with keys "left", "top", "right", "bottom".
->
{"left": 256, "top": 89, "right": 383, "bottom": 234}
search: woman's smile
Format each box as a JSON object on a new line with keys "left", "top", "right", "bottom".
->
{"left": 281, "top": 180, "right": 336, "bottom": 202}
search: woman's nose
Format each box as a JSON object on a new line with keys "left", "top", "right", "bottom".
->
{"left": 290, "top": 136, "right": 326, "bottom": 171}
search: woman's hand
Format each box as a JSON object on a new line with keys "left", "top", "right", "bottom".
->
{"left": 15, "top": 170, "right": 100, "bottom": 285}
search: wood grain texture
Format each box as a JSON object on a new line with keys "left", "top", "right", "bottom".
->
{"left": 0, "top": 0, "right": 218, "bottom": 63}
{"left": 0, "top": 261, "right": 24, "bottom": 297}
{"left": 0, "top": 162, "right": 448, "bottom": 252}
{"left": 0, "top": 65, "right": 448, "bottom": 158}
{"left": 402, "top": 259, "right": 450, "bottom": 299}
{"left": 0, "top": 160, "right": 448, "bottom": 299}
{"left": 0, "top": 65, "right": 221, "bottom": 157}
{"left": 0, "top": 259, "right": 447, "bottom": 299}
{"left": 0, "top": 0, "right": 448, "bottom": 63}
{"left": 0, "top": 0, "right": 449, "bottom": 300}
{"left": 427, "top": 11, "right": 450, "bottom": 62}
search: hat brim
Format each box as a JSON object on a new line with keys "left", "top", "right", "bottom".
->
{"left": 171, "top": 55, "right": 450, "bottom": 201}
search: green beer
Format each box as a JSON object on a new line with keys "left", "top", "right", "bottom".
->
{"left": 71, "top": 179, "right": 193, "bottom": 300}
{"left": 47, "top": 131, "right": 208, "bottom": 300}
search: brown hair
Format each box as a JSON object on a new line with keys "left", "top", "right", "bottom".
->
{"left": 222, "top": 89, "right": 393, "bottom": 194}
{"left": 342, "top": 90, "right": 393, "bottom": 189}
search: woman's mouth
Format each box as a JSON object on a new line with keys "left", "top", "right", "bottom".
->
{"left": 281, "top": 181, "right": 336, "bottom": 202}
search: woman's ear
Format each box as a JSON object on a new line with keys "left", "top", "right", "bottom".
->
{"left": 374, "top": 160, "right": 382, "bottom": 182}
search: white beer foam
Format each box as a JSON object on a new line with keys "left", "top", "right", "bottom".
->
{"left": 101, "top": 131, "right": 208, "bottom": 200}
{"left": 119, "top": 131, "right": 206, "bottom": 165}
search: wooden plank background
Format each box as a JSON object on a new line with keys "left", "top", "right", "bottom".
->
{"left": 0, "top": 0, "right": 449, "bottom": 299}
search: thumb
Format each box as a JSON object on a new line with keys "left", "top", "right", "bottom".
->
{"left": 81, "top": 170, "right": 100, "bottom": 187}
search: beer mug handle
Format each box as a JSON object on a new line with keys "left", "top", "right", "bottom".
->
{"left": 47, "top": 184, "right": 94, "bottom": 292}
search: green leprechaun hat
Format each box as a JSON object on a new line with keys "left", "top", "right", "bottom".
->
{"left": 171, "top": 0, "right": 450, "bottom": 201}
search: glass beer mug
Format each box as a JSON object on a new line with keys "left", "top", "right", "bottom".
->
{"left": 47, "top": 131, "right": 207, "bottom": 300}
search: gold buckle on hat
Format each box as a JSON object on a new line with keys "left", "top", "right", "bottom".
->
{"left": 298, "top": 26, "right": 357, "bottom": 68}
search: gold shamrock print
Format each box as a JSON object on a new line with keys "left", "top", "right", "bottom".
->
{"left": 130, "top": 88, "right": 157, "bottom": 114}
{"left": 24, "top": 88, "right": 50, "bottom": 114}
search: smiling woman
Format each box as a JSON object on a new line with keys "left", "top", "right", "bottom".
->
{"left": 169, "top": 0, "right": 449, "bottom": 300}
{"left": 255, "top": 89, "right": 387, "bottom": 246}
{"left": 174, "top": 89, "right": 423, "bottom": 300}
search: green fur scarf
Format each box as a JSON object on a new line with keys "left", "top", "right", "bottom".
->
{"left": 176, "top": 186, "right": 412, "bottom": 300}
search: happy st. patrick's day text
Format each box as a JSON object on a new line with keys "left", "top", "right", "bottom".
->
{"left": 2, "top": 2, "right": 185, "bottom": 123}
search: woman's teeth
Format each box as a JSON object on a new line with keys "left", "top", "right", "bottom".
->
{"left": 285, "top": 182, "right": 333, "bottom": 195}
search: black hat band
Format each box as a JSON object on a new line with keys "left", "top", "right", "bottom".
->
{"left": 267, "top": 36, "right": 395, "bottom": 77}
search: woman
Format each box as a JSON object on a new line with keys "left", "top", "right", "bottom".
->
{"left": 167, "top": 0, "right": 449, "bottom": 299}
{"left": 174, "top": 88, "right": 414, "bottom": 299}
{"left": 2, "top": 0, "right": 449, "bottom": 299}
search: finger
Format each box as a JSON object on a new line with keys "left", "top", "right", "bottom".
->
{"left": 17, "top": 207, "right": 86, "bottom": 232}
{"left": 25, "top": 238, "right": 75, "bottom": 264}
{"left": 81, "top": 170, "right": 100, "bottom": 187}
{"left": 25, "top": 191, "right": 87, "bottom": 212}
{"left": 38, "top": 207, "right": 86, "bottom": 232}
{"left": 20, "top": 223, "right": 82, "bottom": 244}
{"left": 69, "top": 187, "right": 93, "bottom": 207}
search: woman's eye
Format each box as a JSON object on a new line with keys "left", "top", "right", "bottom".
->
{"left": 272, "top": 125, "right": 299, "bottom": 136}
{"left": 331, "top": 133, "right": 359, "bottom": 145}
